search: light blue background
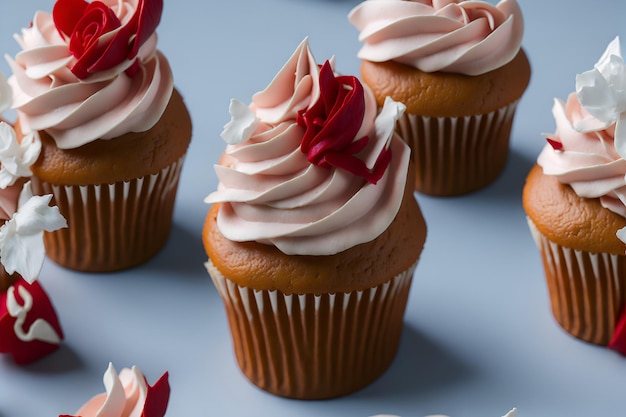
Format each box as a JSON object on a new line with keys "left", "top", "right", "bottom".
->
{"left": 1, "top": 1, "right": 626, "bottom": 416}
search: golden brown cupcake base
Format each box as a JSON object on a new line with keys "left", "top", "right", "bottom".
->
{"left": 528, "top": 220, "right": 626, "bottom": 346}
{"left": 524, "top": 164, "right": 626, "bottom": 345}
{"left": 207, "top": 258, "right": 416, "bottom": 399}
{"left": 361, "top": 50, "right": 531, "bottom": 118}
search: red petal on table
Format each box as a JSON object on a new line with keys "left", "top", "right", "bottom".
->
{"left": 0, "top": 278, "right": 63, "bottom": 365}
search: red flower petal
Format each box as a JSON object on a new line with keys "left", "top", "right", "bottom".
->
{"left": 52, "top": 0, "right": 163, "bottom": 79}
{"left": 130, "top": 0, "right": 163, "bottom": 58}
{"left": 69, "top": 2, "right": 121, "bottom": 59}
{"left": 547, "top": 138, "right": 563, "bottom": 151}
{"left": 52, "top": 0, "right": 89, "bottom": 39}
{"left": 608, "top": 307, "right": 626, "bottom": 355}
{"left": 142, "top": 371, "right": 170, "bottom": 417}
{"left": 297, "top": 60, "right": 391, "bottom": 184}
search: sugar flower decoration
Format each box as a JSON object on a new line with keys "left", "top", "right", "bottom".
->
{"left": 52, "top": 0, "right": 163, "bottom": 79}
{"left": 60, "top": 363, "right": 170, "bottom": 417}
{"left": 575, "top": 36, "right": 626, "bottom": 155}
{"left": 0, "top": 122, "right": 41, "bottom": 188}
{"left": 0, "top": 277, "right": 64, "bottom": 364}
{"left": 0, "top": 181, "right": 67, "bottom": 283}
{"left": 297, "top": 60, "right": 401, "bottom": 184}
{"left": 221, "top": 99, "right": 260, "bottom": 145}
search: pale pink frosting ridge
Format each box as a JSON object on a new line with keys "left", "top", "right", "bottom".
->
{"left": 6, "top": 0, "right": 174, "bottom": 149}
{"left": 205, "top": 39, "right": 410, "bottom": 256}
{"left": 348, "top": 0, "right": 524, "bottom": 75}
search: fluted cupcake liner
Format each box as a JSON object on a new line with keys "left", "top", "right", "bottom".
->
{"left": 528, "top": 219, "right": 626, "bottom": 346}
{"left": 396, "top": 101, "right": 519, "bottom": 196}
{"left": 206, "top": 259, "right": 417, "bottom": 399}
{"left": 32, "top": 155, "right": 186, "bottom": 272}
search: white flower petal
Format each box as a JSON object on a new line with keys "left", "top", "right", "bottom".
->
{"left": 576, "top": 36, "right": 626, "bottom": 128}
{"left": 0, "top": 170, "right": 15, "bottom": 189}
{"left": 596, "top": 37, "right": 623, "bottom": 75}
{"left": 0, "top": 182, "right": 66, "bottom": 282}
{"left": 0, "top": 122, "right": 18, "bottom": 154}
{"left": 20, "top": 132, "right": 42, "bottom": 169}
{"left": 576, "top": 68, "right": 618, "bottom": 123}
{"left": 0, "top": 230, "right": 43, "bottom": 282}
{"left": 220, "top": 99, "right": 260, "bottom": 145}
{"left": 14, "top": 194, "right": 67, "bottom": 234}
{"left": 17, "top": 181, "right": 33, "bottom": 208}
{"left": 0, "top": 123, "right": 41, "bottom": 187}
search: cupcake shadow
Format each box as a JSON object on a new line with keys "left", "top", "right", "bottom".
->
{"left": 141, "top": 221, "right": 208, "bottom": 279}
{"left": 351, "top": 323, "right": 476, "bottom": 401}
{"left": 414, "top": 147, "right": 534, "bottom": 203}
{"left": 477, "top": 147, "right": 536, "bottom": 202}
{"left": 1, "top": 343, "right": 83, "bottom": 375}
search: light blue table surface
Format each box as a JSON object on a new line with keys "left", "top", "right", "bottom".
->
{"left": 1, "top": 1, "right": 626, "bottom": 416}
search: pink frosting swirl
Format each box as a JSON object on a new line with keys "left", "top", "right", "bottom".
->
{"left": 205, "top": 39, "right": 410, "bottom": 256}
{"left": 6, "top": 0, "right": 174, "bottom": 149}
{"left": 348, "top": 0, "right": 524, "bottom": 75}
{"left": 537, "top": 93, "right": 626, "bottom": 218}
{"left": 62, "top": 363, "right": 170, "bottom": 417}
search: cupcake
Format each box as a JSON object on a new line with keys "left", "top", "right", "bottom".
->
{"left": 523, "top": 37, "right": 626, "bottom": 353}
{"left": 60, "top": 363, "right": 170, "bottom": 417}
{"left": 203, "top": 39, "right": 427, "bottom": 399}
{"left": 7, "top": 0, "right": 193, "bottom": 272}
{"left": 0, "top": 80, "right": 67, "bottom": 364}
{"left": 348, "top": 0, "right": 531, "bottom": 196}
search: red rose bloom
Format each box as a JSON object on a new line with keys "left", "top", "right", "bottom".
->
{"left": 297, "top": 61, "right": 392, "bottom": 185}
{"left": 53, "top": 0, "right": 163, "bottom": 79}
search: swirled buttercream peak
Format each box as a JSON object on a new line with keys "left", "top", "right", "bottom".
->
{"left": 6, "top": 0, "right": 173, "bottom": 149}
{"left": 206, "top": 39, "right": 410, "bottom": 256}
{"left": 348, "top": 0, "right": 524, "bottom": 75}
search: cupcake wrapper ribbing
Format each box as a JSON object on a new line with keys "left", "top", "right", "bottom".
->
{"left": 528, "top": 219, "right": 626, "bottom": 346}
{"left": 33, "top": 155, "right": 186, "bottom": 272}
{"left": 206, "top": 259, "right": 417, "bottom": 399}
{"left": 397, "top": 101, "right": 519, "bottom": 196}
